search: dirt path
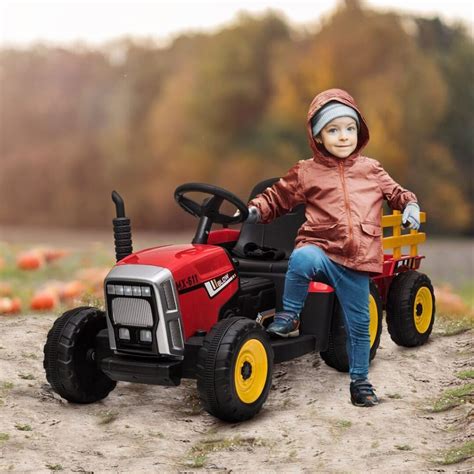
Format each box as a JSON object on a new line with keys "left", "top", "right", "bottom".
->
{"left": 0, "top": 314, "right": 472, "bottom": 473}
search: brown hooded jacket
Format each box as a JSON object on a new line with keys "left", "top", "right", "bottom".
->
{"left": 248, "top": 88, "right": 417, "bottom": 273}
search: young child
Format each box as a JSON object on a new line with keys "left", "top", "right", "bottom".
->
{"left": 246, "top": 88, "right": 420, "bottom": 407}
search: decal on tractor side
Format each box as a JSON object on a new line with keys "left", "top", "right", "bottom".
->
{"left": 204, "top": 271, "right": 237, "bottom": 298}
{"left": 176, "top": 274, "right": 199, "bottom": 292}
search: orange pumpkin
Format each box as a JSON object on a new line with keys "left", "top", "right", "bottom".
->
{"left": 17, "top": 251, "right": 44, "bottom": 270}
{"left": 0, "top": 297, "right": 21, "bottom": 315}
{"left": 60, "top": 280, "right": 86, "bottom": 301}
{"left": 30, "top": 291, "right": 58, "bottom": 311}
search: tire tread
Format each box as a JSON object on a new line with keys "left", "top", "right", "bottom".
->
{"left": 43, "top": 306, "right": 116, "bottom": 403}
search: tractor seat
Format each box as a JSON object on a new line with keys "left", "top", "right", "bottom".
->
{"left": 232, "top": 178, "right": 306, "bottom": 274}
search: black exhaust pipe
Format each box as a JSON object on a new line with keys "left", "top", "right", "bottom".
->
{"left": 111, "top": 190, "right": 133, "bottom": 262}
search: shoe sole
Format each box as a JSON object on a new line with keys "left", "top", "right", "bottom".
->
{"left": 351, "top": 397, "right": 379, "bottom": 407}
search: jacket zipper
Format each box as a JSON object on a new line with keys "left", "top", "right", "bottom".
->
{"left": 338, "top": 162, "right": 354, "bottom": 250}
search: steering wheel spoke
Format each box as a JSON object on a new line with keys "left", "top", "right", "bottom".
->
{"left": 176, "top": 195, "right": 203, "bottom": 217}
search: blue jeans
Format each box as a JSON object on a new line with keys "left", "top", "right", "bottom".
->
{"left": 283, "top": 245, "right": 370, "bottom": 380}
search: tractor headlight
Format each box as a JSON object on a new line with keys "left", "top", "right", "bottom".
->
{"left": 139, "top": 329, "right": 153, "bottom": 343}
{"left": 118, "top": 328, "right": 130, "bottom": 340}
{"left": 107, "top": 284, "right": 152, "bottom": 297}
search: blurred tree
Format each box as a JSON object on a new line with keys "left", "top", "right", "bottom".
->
{"left": 188, "top": 12, "right": 289, "bottom": 144}
{"left": 414, "top": 18, "right": 474, "bottom": 233}
{"left": 0, "top": 5, "right": 471, "bottom": 234}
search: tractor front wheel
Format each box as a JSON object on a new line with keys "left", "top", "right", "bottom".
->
{"left": 196, "top": 317, "right": 273, "bottom": 422}
{"left": 386, "top": 271, "right": 435, "bottom": 347}
{"left": 43, "top": 306, "right": 116, "bottom": 403}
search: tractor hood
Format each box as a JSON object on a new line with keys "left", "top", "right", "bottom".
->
{"left": 113, "top": 244, "right": 238, "bottom": 340}
{"left": 116, "top": 244, "right": 235, "bottom": 292}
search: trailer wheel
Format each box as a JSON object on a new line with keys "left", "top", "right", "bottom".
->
{"left": 386, "top": 271, "right": 435, "bottom": 347}
{"left": 43, "top": 306, "right": 116, "bottom": 403}
{"left": 196, "top": 317, "right": 273, "bottom": 422}
{"left": 320, "top": 281, "right": 383, "bottom": 372}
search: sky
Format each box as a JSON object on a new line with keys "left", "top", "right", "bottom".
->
{"left": 0, "top": 0, "right": 472, "bottom": 47}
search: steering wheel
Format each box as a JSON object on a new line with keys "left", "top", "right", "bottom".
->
{"left": 174, "top": 183, "right": 249, "bottom": 225}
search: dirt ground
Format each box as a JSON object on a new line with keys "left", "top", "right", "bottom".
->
{"left": 0, "top": 314, "right": 472, "bottom": 473}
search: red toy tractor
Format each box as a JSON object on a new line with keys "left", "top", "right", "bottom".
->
{"left": 44, "top": 180, "right": 435, "bottom": 422}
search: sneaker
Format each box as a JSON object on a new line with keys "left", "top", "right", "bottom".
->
{"left": 267, "top": 311, "right": 300, "bottom": 338}
{"left": 350, "top": 379, "right": 379, "bottom": 407}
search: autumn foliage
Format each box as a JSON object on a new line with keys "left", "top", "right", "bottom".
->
{"left": 0, "top": 2, "right": 472, "bottom": 234}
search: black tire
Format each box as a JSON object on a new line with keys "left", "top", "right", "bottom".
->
{"left": 320, "top": 280, "right": 383, "bottom": 372}
{"left": 196, "top": 317, "right": 273, "bottom": 422}
{"left": 386, "top": 271, "right": 435, "bottom": 347}
{"left": 43, "top": 306, "right": 116, "bottom": 403}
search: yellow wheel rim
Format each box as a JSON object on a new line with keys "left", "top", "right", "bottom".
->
{"left": 369, "top": 294, "right": 378, "bottom": 347}
{"left": 234, "top": 339, "right": 268, "bottom": 404}
{"left": 413, "top": 287, "right": 433, "bottom": 333}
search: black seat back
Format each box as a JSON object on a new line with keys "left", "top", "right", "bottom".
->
{"left": 233, "top": 178, "right": 306, "bottom": 259}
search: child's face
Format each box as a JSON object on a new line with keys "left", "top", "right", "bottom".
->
{"left": 315, "top": 117, "right": 358, "bottom": 159}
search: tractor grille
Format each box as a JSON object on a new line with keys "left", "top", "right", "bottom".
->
{"left": 111, "top": 297, "right": 153, "bottom": 327}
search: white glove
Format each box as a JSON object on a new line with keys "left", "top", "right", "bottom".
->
{"left": 247, "top": 206, "right": 261, "bottom": 224}
{"left": 402, "top": 202, "right": 420, "bottom": 230}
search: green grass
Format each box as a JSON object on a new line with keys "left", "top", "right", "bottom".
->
{"left": 45, "top": 464, "right": 63, "bottom": 471}
{"left": 0, "top": 433, "right": 9, "bottom": 442}
{"left": 436, "top": 316, "right": 474, "bottom": 336}
{"left": 438, "top": 440, "right": 474, "bottom": 465}
{"left": 186, "top": 436, "right": 268, "bottom": 468}
{"left": 387, "top": 393, "right": 402, "bottom": 399}
{"left": 97, "top": 410, "right": 119, "bottom": 425}
{"left": 188, "top": 454, "right": 207, "bottom": 468}
{"left": 1, "top": 382, "right": 14, "bottom": 390}
{"left": 456, "top": 370, "right": 474, "bottom": 380}
{"left": 431, "top": 383, "right": 474, "bottom": 412}
{"left": 18, "top": 373, "right": 35, "bottom": 380}
{"left": 395, "top": 444, "right": 413, "bottom": 451}
{"left": 14, "top": 424, "right": 32, "bottom": 432}
{"left": 335, "top": 419, "right": 352, "bottom": 428}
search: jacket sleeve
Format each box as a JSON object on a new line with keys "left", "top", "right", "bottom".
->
{"left": 248, "top": 161, "right": 306, "bottom": 223}
{"left": 372, "top": 160, "right": 418, "bottom": 211}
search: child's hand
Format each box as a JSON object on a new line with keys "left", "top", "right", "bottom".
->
{"left": 247, "top": 206, "right": 261, "bottom": 223}
{"left": 402, "top": 202, "right": 420, "bottom": 230}
{"left": 232, "top": 206, "right": 260, "bottom": 223}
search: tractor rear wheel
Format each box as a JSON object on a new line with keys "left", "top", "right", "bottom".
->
{"left": 320, "top": 280, "right": 383, "bottom": 372}
{"left": 196, "top": 317, "right": 273, "bottom": 422}
{"left": 43, "top": 306, "right": 116, "bottom": 403}
{"left": 386, "top": 271, "right": 435, "bottom": 347}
